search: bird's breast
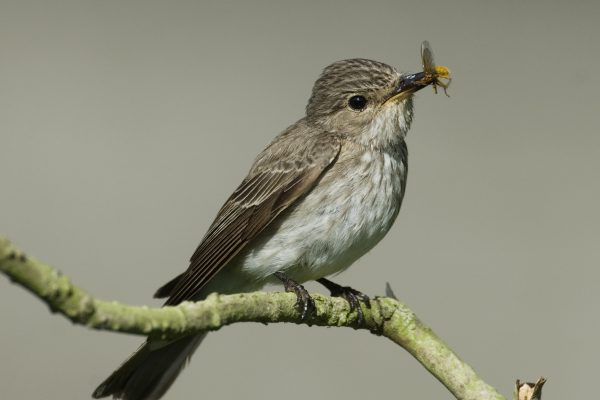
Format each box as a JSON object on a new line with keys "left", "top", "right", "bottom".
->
{"left": 240, "top": 143, "right": 407, "bottom": 282}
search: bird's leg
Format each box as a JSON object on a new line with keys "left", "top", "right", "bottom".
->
{"left": 274, "top": 272, "right": 315, "bottom": 320}
{"left": 316, "top": 278, "right": 371, "bottom": 324}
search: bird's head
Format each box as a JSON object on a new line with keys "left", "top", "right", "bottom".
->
{"left": 305, "top": 58, "right": 434, "bottom": 149}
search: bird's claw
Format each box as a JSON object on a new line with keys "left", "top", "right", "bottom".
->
{"left": 275, "top": 272, "right": 315, "bottom": 320}
{"left": 317, "top": 278, "right": 370, "bottom": 324}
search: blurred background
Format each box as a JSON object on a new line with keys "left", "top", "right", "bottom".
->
{"left": 1, "top": 1, "right": 598, "bottom": 399}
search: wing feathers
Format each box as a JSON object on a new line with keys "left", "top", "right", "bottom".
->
{"left": 163, "top": 130, "right": 340, "bottom": 305}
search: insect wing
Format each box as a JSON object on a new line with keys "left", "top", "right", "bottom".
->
{"left": 421, "top": 40, "right": 436, "bottom": 74}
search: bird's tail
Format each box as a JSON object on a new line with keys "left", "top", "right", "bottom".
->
{"left": 92, "top": 333, "right": 206, "bottom": 400}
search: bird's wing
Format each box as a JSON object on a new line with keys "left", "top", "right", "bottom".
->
{"left": 161, "top": 130, "right": 341, "bottom": 306}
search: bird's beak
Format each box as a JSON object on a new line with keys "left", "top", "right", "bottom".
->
{"left": 385, "top": 64, "right": 452, "bottom": 104}
{"left": 384, "top": 72, "right": 429, "bottom": 104}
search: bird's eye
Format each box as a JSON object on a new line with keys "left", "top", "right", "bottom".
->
{"left": 348, "top": 95, "right": 367, "bottom": 111}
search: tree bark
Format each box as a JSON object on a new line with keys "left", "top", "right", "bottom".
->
{"left": 0, "top": 237, "right": 542, "bottom": 400}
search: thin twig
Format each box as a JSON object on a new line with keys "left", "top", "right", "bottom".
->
{"left": 0, "top": 236, "right": 527, "bottom": 400}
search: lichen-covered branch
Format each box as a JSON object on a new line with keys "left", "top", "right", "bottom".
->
{"left": 0, "top": 237, "right": 540, "bottom": 400}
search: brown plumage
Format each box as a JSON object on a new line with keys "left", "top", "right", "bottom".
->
{"left": 94, "top": 51, "right": 447, "bottom": 399}
{"left": 162, "top": 127, "right": 341, "bottom": 305}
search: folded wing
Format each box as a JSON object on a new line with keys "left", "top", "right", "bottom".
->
{"left": 162, "top": 129, "right": 340, "bottom": 305}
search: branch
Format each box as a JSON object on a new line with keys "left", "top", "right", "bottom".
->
{"left": 0, "top": 237, "right": 539, "bottom": 400}
{"left": 515, "top": 378, "right": 546, "bottom": 400}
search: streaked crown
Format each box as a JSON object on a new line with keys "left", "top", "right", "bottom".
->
{"left": 306, "top": 59, "right": 400, "bottom": 121}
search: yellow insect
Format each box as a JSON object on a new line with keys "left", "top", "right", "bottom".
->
{"left": 420, "top": 40, "right": 451, "bottom": 96}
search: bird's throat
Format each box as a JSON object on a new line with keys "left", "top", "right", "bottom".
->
{"left": 360, "top": 98, "right": 414, "bottom": 151}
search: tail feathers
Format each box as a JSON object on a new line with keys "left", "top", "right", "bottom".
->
{"left": 93, "top": 334, "right": 206, "bottom": 400}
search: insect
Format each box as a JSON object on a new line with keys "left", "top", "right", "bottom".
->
{"left": 420, "top": 40, "right": 451, "bottom": 96}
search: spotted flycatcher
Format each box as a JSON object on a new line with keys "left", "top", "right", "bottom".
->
{"left": 93, "top": 42, "right": 450, "bottom": 400}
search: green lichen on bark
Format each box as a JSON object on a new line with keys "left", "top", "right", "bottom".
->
{"left": 1, "top": 236, "right": 541, "bottom": 400}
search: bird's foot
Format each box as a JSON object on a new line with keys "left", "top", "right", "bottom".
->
{"left": 274, "top": 272, "right": 315, "bottom": 320}
{"left": 317, "top": 278, "right": 371, "bottom": 324}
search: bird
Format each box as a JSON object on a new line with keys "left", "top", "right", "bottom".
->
{"left": 93, "top": 51, "right": 448, "bottom": 399}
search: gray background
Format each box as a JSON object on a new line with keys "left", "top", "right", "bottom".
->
{"left": 1, "top": 1, "right": 598, "bottom": 399}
